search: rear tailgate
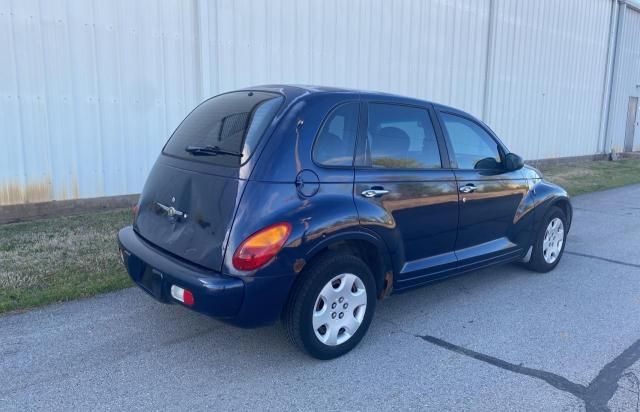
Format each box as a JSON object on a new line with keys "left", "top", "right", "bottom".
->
{"left": 134, "top": 91, "right": 284, "bottom": 272}
{"left": 134, "top": 159, "right": 245, "bottom": 271}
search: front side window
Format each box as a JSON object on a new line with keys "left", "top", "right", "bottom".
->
{"left": 440, "top": 113, "right": 502, "bottom": 170}
{"left": 365, "top": 103, "right": 441, "bottom": 169}
{"left": 163, "top": 91, "right": 283, "bottom": 167}
{"left": 313, "top": 103, "right": 359, "bottom": 166}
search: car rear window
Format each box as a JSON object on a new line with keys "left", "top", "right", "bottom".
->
{"left": 163, "top": 91, "right": 283, "bottom": 167}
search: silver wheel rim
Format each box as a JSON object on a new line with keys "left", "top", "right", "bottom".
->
{"left": 542, "top": 217, "right": 564, "bottom": 264}
{"left": 312, "top": 273, "right": 367, "bottom": 346}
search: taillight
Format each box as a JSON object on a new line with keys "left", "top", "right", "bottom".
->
{"left": 232, "top": 222, "right": 292, "bottom": 271}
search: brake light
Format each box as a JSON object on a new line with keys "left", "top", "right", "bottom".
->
{"left": 232, "top": 222, "right": 292, "bottom": 271}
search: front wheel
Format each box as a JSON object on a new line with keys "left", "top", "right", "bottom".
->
{"left": 525, "top": 206, "right": 568, "bottom": 273}
{"left": 283, "top": 252, "right": 376, "bottom": 359}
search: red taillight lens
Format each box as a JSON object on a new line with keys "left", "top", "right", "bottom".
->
{"left": 232, "top": 222, "right": 292, "bottom": 271}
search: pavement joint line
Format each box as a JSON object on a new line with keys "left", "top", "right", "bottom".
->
{"left": 565, "top": 251, "right": 640, "bottom": 270}
{"left": 571, "top": 206, "right": 640, "bottom": 217}
{"left": 414, "top": 332, "right": 640, "bottom": 412}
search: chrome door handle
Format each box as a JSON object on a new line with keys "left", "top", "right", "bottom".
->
{"left": 459, "top": 185, "right": 477, "bottom": 194}
{"left": 361, "top": 189, "right": 390, "bottom": 198}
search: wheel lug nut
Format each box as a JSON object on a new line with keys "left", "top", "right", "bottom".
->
{"left": 339, "top": 312, "right": 344, "bottom": 319}
{"left": 331, "top": 303, "right": 337, "bottom": 309}
{"left": 331, "top": 312, "right": 336, "bottom": 319}
{"left": 339, "top": 297, "right": 344, "bottom": 303}
{"left": 343, "top": 303, "right": 348, "bottom": 309}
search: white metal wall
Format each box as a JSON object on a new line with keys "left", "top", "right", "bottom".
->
{"left": 200, "top": 0, "right": 491, "bottom": 117}
{"left": 0, "top": 0, "right": 201, "bottom": 205}
{"left": 608, "top": 6, "right": 640, "bottom": 152}
{"left": 485, "top": 0, "right": 612, "bottom": 160}
{"left": 0, "top": 0, "right": 631, "bottom": 206}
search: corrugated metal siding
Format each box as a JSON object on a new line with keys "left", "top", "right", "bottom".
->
{"left": 0, "top": 0, "right": 631, "bottom": 206}
{"left": 0, "top": 0, "right": 201, "bottom": 205}
{"left": 485, "top": 0, "right": 612, "bottom": 160}
{"left": 608, "top": 7, "right": 640, "bottom": 152}
{"left": 203, "top": 0, "right": 491, "bottom": 117}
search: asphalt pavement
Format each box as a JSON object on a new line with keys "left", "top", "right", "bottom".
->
{"left": 2, "top": 185, "right": 640, "bottom": 411}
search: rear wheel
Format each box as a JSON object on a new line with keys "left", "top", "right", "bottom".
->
{"left": 284, "top": 252, "right": 376, "bottom": 359}
{"left": 525, "top": 206, "right": 567, "bottom": 273}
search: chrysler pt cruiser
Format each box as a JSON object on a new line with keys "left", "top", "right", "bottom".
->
{"left": 118, "top": 85, "right": 572, "bottom": 359}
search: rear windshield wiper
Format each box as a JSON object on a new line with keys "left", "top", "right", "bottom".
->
{"left": 185, "top": 145, "right": 243, "bottom": 157}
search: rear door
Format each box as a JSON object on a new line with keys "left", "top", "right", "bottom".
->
{"left": 437, "top": 110, "right": 530, "bottom": 268}
{"left": 135, "top": 91, "right": 284, "bottom": 271}
{"left": 354, "top": 101, "right": 459, "bottom": 288}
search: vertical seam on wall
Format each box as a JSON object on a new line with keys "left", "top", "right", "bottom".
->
{"left": 62, "top": 0, "right": 80, "bottom": 200}
{"left": 598, "top": 0, "right": 619, "bottom": 154}
{"left": 481, "top": 0, "right": 495, "bottom": 124}
{"left": 89, "top": 0, "right": 106, "bottom": 196}
{"left": 36, "top": 0, "right": 54, "bottom": 201}
{"left": 7, "top": 0, "right": 28, "bottom": 203}
{"left": 193, "top": 0, "right": 203, "bottom": 102}
{"left": 605, "top": 1, "right": 627, "bottom": 154}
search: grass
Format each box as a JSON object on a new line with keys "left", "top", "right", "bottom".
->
{"left": 538, "top": 158, "right": 640, "bottom": 196}
{"left": 0, "top": 209, "right": 132, "bottom": 314}
{"left": 1, "top": 158, "right": 639, "bottom": 315}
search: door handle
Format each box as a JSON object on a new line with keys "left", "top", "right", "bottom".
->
{"left": 459, "top": 184, "right": 477, "bottom": 194}
{"left": 361, "top": 188, "right": 390, "bottom": 198}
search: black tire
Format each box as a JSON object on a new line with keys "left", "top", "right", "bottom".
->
{"left": 283, "top": 251, "right": 377, "bottom": 360}
{"left": 525, "top": 206, "right": 568, "bottom": 273}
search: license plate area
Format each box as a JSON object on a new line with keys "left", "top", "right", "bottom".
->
{"left": 139, "top": 266, "right": 165, "bottom": 300}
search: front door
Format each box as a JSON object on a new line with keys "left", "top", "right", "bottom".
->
{"left": 438, "top": 111, "right": 530, "bottom": 270}
{"left": 354, "top": 101, "right": 459, "bottom": 288}
{"left": 625, "top": 97, "right": 639, "bottom": 153}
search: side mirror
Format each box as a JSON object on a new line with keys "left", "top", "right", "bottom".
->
{"left": 504, "top": 153, "right": 524, "bottom": 171}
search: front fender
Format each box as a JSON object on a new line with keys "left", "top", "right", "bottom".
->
{"left": 532, "top": 180, "right": 573, "bottom": 231}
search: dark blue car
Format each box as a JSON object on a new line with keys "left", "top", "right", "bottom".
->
{"left": 118, "top": 85, "right": 571, "bottom": 359}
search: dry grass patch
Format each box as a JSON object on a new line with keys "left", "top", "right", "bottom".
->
{"left": 538, "top": 159, "right": 640, "bottom": 196}
{"left": 0, "top": 209, "right": 131, "bottom": 313}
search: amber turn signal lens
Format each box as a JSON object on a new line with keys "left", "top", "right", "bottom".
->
{"left": 132, "top": 204, "right": 139, "bottom": 223}
{"left": 232, "top": 222, "right": 292, "bottom": 271}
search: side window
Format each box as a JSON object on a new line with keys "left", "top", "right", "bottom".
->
{"left": 441, "top": 113, "right": 502, "bottom": 170}
{"left": 365, "top": 103, "right": 441, "bottom": 169}
{"left": 313, "top": 103, "right": 359, "bottom": 166}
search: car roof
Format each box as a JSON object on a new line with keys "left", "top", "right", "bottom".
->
{"left": 235, "top": 84, "right": 469, "bottom": 117}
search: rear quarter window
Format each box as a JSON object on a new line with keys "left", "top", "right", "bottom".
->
{"left": 163, "top": 91, "right": 283, "bottom": 167}
{"left": 313, "top": 102, "right": 359, "bottom": 167}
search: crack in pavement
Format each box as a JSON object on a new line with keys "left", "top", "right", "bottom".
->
{"left": 565, "top": 251, "right": 640, "bottom": 270}
{"left": 417, "top": 334, "right": 640, "bottom": 412}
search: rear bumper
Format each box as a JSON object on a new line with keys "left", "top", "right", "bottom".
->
{"left": 117, "top": 226, "right": 294, "bottom": 327}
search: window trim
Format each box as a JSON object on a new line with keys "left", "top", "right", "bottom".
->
{"left": 435, "top": 109, "right": 509, "bottom": 171}
{"left": 354, "top": 100, "right": 451, "bottom": 171}
{"left": 311, "top": 101, "right": 361, "bottom": 169}
{"left": 161, "top": 90, "right": 285, "bottom": 168}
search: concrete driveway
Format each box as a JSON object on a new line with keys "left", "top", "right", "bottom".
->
{"left": 2, "top": 185, "right": 640, "bottom": 411}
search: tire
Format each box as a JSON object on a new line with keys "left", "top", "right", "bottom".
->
{"left": 525, "top": 206, "right": 568, "bottom": 273}
{"left": 283, "top": 251, "right": 377, "bottom": 360}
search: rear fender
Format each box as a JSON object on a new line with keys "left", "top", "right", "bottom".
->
{"left": 303, "top": 228, "right": 395, "bottom": 297}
